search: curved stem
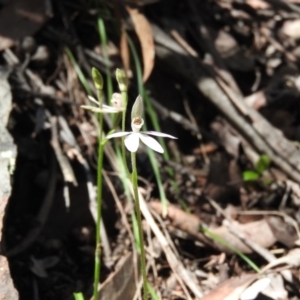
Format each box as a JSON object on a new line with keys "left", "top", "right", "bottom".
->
{"left": 131, "top": 152, "right": 148, "bottom": 300}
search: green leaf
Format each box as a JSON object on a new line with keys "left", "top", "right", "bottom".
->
{"left": 243, "top": 170, "right": 260, "bottom": 181}
{"left": 255, "top": 154, "right": 271, "bottom": 174}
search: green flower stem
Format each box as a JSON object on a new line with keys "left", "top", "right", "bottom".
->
{"left": 64, "top": 47, "right": 92, "bottom": 95}
{"left": 93, "top": 89, "right": 104, "bottom": 300}
{"left": 121, "top": 91, "right": 129, "bottom": 175}
{"left": 131, "top": 152, "right": 148, "bottom": 300}
{"left": 127, "top": 35, "right": 169, "bottom": 215}
{"left": 73, "top": 292, "right": 84, "bottom": 300}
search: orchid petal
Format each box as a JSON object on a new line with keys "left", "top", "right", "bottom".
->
{"left": 80, "top": 105, "right": 103, "bottom": 112}
{"left": 106, "top": 132, "right": 130, "bottom": 139}
{"left": 131, "top": 95, "right": 144, "bottom": 119}
{"left": 81, "top": 104, "right": 123, "bottom": 113}
{"left": 86, "top": 96, "right": 124, "bottom": 112}
{"left": 139, "top": 134, "right": 164, "bottom": 153}
{"left": 125, "top": 133, "right": 140, "bottom": 152}
{"left": 144, "top": 131, "right": 177, "bottom": 139}
{"left": 102, "top": 105, "right": 124, "bottom": 112}
{"left": 88, "top": 95, "right": 100, "bottom": 105}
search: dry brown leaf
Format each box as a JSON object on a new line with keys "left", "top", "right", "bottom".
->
{"left": 0, "top": 0, "right": 48, "bottom": 50}
{"left": 259, "top": 273, "right": 287, "bottom": 300}
{"left": 98, "top": 252, "right": 139, "bottom": 300}
{"left": 150, "top": 201, "right": 277, "bottom": 253}
{"left": 210, "top": 219, "right": 277, "bottom": 254}
{"left": 240, "top": 277, "right": 270, "bottom": 300}
{"left": 149, "top": 201, "right": 201, "bottom": 236}
{"left": 267, "top": 216, "right": 298, "bottom": 248}
{"left": 201, "top": 274, "right": 257, "bottom": 300}
{"left": 120, "top": 26, "right": 130, "bottom": 77}
{"left": 262, "top": 248, "right": 300, "bottom": 272}
{"left": 281, "top": 20, "right": 300, "bottom": 39}
{"left": 245, "top": 0, "right": 270, "bottom": 9}
{"left": 126, "top": 6, "right": 155, "bottom": 82}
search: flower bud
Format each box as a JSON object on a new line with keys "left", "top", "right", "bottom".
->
{"left": 116, "top": 69, "right": 128, "bottom": 92}
{"left": 91, "top": 67, "right": 103, "bottom": 90}
{"left": 131, "top": 95, "right": 144, "bottom": 119}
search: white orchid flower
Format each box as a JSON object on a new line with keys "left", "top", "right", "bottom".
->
{"left": 81, "top": 94, "right": 124, "bottom": 113}
{"left": 106, "top": 96, "right": 177, "bottom": 153}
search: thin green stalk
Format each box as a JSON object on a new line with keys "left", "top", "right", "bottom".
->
{"left": 201, "top": 225, "right": 261, "bottom": 273}
{"left": 98, "top": 18, "right": 113, "bottom": 100}
{"left": 98, "top": 15, "right": 122, "bottom": 174}
{"left": 73, "top": 293, "right": 85, "bottom": 300}
{"left": 64, "top": 47, "right": 92, "bottom": 95}
{"left": 131, "top": 152, "right": 148, "bottom": 300}
{"left": 98, "top": 16, "right": 119, "bottom": 137}
{"left": 121, "top": 91, "right": 129, "bottom": 172}
{"left": 93, "top": 89, "right": 104, "bottom": 300}
{"left": 115, "top": 146, "right": 140, "bottom": 250}
{"left": 147, "top": 282, "right": 160, "bottom": 300}
{"left": 115, "top": 69, "right": 129, "bottom": 174}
